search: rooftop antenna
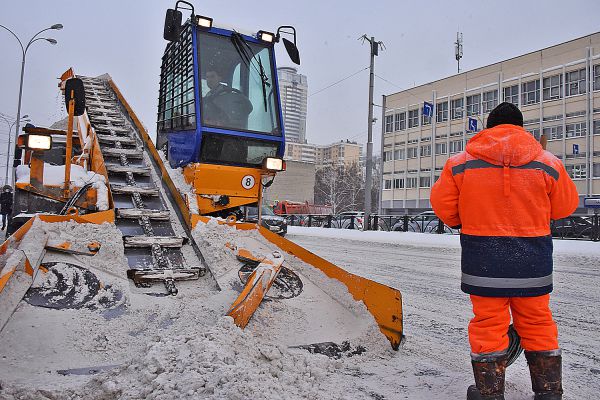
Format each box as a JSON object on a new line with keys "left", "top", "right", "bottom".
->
{"left": 455, "top": 31, "right": 463, "bottom": 74}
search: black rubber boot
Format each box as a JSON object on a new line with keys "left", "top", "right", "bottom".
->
{"left": 466, "top": 355, "right": 507, "bottom": 400}
{"left": 525, "top": 350, "right": 563, "bottom": 400}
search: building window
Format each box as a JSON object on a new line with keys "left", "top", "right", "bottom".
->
{"left": 565, "top": 123, "right": 586, "bottom": 138}
{"left": 407, "top": 147, "right": 418, "bottom": 158}
{"left": 521, "top": 79, "right": 540, "bottom": 105}
{"left": 385, "top": 115, "right": 394, "bottom": 133}
{"left": 395, "top": 112, "right": 406, "bottom": 131}
{"left": 566, "top": 164, "right": 586, "bottom": 179}
{"left": 384, "top": 179, "right": 392, "bottom": 190}
{"left": 394, "top": 178, "right": 404, "bottom": 189}
{"left": 503, "top": 84, "right": 519, "bottom": 105}
{"left": 394, "top": 148, "right": 405, "bottom": 160}
{"left": 482, "top": 90, "right": 498, "bottom": 113}
{"left": 530, "top": 128, "right": 541, "bottom": 141}
{"left": 449, "top": 140, "right": 463, "bottom": 154}
{"left": 408, "top": 109, "right": 419, "bottom": 128}
{"left": 543, "top": 74, "right": 562, "bottom": 101}
{"left": 383, "top": 150, "right": 393, "bottom": 162}
{"left": 594, "top": 120, "right": 600, "bottom": 135}
{"left": 436, "top": 101, "right": 448, "bottom": 123}
{"left": 543, "top": 125, "right": 563, "bottom": 140}
{"left": 594, "top": 163, "right": 600, "bottom": 178}
{"left": 406, "top": 177, "right": 418, "bottom": 188}
{"left": 594, "top": 65, "right": 600, "bottom": 91}
{"left": 435, "top": 142, "right": 447, "bottom": 155}
{"left": 565, "top": 68, "right": 586, "bottom": 96}
{"left": 420, "top": 144, "right": 431, "bottom": 157}
{"left": 451, "top": 98, "right": 464, "bottom": 120}
{"left": 466, "top": 94, "right": 481, "bottom": 116}
{"left": 419, "top": 176, "right": 431, "bottom": 188}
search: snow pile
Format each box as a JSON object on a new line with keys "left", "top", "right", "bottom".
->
{"left": 158, "top": 150, "right": 199, "bottom": 214}
{"left": 15, "top": 164, "right": 109, "bottom": 211}
{"left": 73, "top": 317, "right": 339, "bottom": 400}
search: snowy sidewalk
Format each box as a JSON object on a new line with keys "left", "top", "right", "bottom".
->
{"left": 287, "top": 226, "right": 600, "bottom": 255}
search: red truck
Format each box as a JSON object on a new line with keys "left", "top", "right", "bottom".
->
{"left": 273, "top": 201, "right": 332, "bottom": 215}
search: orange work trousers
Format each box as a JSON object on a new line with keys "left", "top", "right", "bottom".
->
{"left": 469, "top": 294, "right": 558, "bottom": 354}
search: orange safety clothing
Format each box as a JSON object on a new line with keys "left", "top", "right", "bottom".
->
{"left": 469, "top": 294, "right": 558, "bottom": 354}
{"left": 431, "top": 124, "right": 578, "bottom": 237}
{"left": 431, "top": 124, "right": 579, "bottom": 297}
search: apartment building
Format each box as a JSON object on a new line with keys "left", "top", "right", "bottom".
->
{"left": 381, "top": 32, "right": 600, "bottom": 214}
{"left": 316, "top": 140, "right": 362, "bottom": 168}
{"left": 278, "top": 67, "right": 308, "bottom": 144}
{"left": 284, "top": 142, "right": 317, "bottom": 163}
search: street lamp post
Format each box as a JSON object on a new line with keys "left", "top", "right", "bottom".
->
{"left": 0, "top": 23, "right": 62, "bottom": 185}
{"left": 0, "top": 114, "right": 30, "bottom": 185}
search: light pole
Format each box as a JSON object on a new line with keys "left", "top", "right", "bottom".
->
{"left": 0, "top": 23, "right": 62, "bottom": 185}
{"left": 0, "top": 114, "right": 30, "bottom": 185}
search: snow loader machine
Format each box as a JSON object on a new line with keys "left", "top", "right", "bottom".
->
{"left": 0, "top": 2, "right": 403, "bottom": 355}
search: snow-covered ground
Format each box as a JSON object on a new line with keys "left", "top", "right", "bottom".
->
{"left": 287, "top": 227, "right": 600, "bottom": 399}
{"left": 0, "top": 224, "right": 598, "bottom": 399}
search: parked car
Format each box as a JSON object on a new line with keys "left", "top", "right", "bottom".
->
{"left": 551, "top": 216, "right": 593, "bottom": 239}
{"left": 392, "top": 211, "right": 457, "bottom": 234}
{"left": 331, "top": 211, "right": 364, "bottom": 230}
{"left": 244, "top": 206, "right": 287, "bottom": 236}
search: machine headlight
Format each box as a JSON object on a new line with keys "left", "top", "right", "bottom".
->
{"left": 23, "top": 134, "right": 52, "bottom": 151}
{"left": 263, "top": 157, "right": 285, "bottom": 171}
{"left": 258, "top": 30, "right": 275, "bottom": 43}
{"left": 196, "top": 15, "right": 213, "bottom": 28}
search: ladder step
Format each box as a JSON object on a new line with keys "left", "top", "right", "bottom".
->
{"left": 102, "top": 148, "right": 143, "bottom": 158}
{"left": 123, "top": 235, "right": 185, "bottom": 248}
{"left": 105, "top": 164, "right": 150, "bottom": 175}
{"left": 97, "top": 134, "right": 136, "bottom": 145}
{"left": 116, "top": 208, "right": 170, "bottom": 220}
{"left": 111, "top": 185, "right": 159, "bottom": 196}
{"left": 94, "top": 126, "right": 129, "bottom": 134}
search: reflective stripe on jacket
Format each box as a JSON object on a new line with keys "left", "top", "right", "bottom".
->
{"left": 430, "top": 124, "right": 579, "bottom": 297}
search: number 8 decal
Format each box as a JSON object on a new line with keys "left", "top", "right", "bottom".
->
{"left": 241, "top": 175, "right": 255, "bottom": 190}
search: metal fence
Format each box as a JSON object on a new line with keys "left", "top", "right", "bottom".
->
{"left": 283, "top": 213, "right": 600, "bottom": 241}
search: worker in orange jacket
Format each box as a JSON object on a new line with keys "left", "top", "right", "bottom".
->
{"left": 430, "top": 102, "right": 578, "bottom": 400}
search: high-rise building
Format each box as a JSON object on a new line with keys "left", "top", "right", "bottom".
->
{"left": 285, "top": 142, "right": 317, "bottom": 163}
{"left": 381, "top": 32, "right": 600, "bottom": 214}
{"left": 278, "top": 67, "right": 308, "bottom": 143}
{"left": 316, "top": 140, "right": 362, "bottom": 168}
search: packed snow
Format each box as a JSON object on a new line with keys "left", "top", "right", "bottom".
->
{"left": 0, "top": 223, "right": 598, "bottom": 399}
{"left": 15, "top": 164, "right": 109, "bottom": 211}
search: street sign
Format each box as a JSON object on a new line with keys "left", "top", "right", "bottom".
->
{"left": 468, "top": 117, "right": 477, "bottom": 132}
{"left": 584, "top": 197, "right": 600, "bottom": 208}
{"left": 423, "top": 102, "right": 434, "bottom": 117}
{"left": 573, "top": 144, "right": 579, "bottom": 155}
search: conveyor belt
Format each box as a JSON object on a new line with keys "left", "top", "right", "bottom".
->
{"left": 79, "top": 76, "right": 205, "bottom": 295}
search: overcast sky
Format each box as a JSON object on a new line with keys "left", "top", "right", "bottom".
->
{"left": 1, "top": 0, "right": 600, "bottom": 178}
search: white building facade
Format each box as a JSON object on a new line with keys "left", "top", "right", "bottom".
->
{"left": 380, "top": 32, "right": 600, "bottom": 215}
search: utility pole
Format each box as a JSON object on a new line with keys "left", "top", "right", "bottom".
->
{"left": 359, "top": 35, "right": 384, "bottom": 230}
{"left": 455, "top": 32, "right": 463, "bottom": 74}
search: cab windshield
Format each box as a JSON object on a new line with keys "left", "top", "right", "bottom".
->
{"left": 198, "top": 31, "right": 281, "bottom": 136}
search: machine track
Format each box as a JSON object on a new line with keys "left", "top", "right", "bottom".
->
{"left": 79, "top": 75, "right": 206, "bottom": 295}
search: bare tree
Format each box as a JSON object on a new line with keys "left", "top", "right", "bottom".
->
{"left": 315, "top": 162, "right": 364, "bottom": 213}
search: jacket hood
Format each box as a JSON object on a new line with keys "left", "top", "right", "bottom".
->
{"left": 466, "top": 124, "right": 542, "bottom": 167}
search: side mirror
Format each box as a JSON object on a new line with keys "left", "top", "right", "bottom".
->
{"left": 282, "top": 38, "right": 300, "bottom": 65}
{"left": 64, "top": 78, "right": 86, "bottom": 116}
{"left": 164, "top": 8, "right": 182, "bottom": 42}
{"left": 276, "top": 26, "right": 300, "bottom": 65}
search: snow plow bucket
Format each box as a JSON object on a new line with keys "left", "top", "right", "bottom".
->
{"left": 194, "top": 215, "right": 404, "bottom": 350}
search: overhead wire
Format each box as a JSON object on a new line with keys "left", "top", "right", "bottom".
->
{"left": 308, "top": 67, "right": 369, "bottom": 98}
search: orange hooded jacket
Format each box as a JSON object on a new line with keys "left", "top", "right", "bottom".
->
{"left": 431, "top": 124, "right": 578, "bottom": 237}
{"left": 430, "top": 124, "right": 579, "bottom": 297}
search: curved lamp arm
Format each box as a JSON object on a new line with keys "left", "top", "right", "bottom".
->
{"left": 0, "top": 24, "right": 25, "bottom": 56}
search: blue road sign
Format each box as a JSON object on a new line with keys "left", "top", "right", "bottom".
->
{"left": 423, "top": 101, "right": 434, "bottom": 117}
{"left": 468, "top": 117, "right": 477, "bottom": 132}
{"left": 573, "top": 144, "right": 579, "bottom": 155}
